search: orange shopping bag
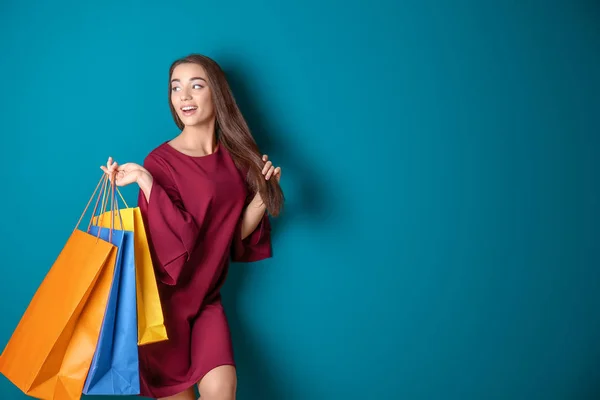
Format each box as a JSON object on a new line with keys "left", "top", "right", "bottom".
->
{"left": 93, "top": 189, "right": 168, "bottom": 345}
{"left": 0, "top": 175, "right": 120, "bottom": 400}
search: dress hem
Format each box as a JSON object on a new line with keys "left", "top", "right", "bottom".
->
{"left": 139, "top": 361, "right": 237, "bottom": 399}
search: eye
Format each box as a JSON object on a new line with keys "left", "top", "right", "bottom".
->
{"left": 193, "top": 84, "right": 204, "bottom": 89}
{"left": 171, "top": 87, "right": 181, "bottom": 92}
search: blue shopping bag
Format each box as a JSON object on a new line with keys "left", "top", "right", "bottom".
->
{"left": 83, "top": 225, "right": 140, "bottom": 395}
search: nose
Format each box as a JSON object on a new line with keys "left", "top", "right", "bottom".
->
{"left": 179, "top": 88, "right": 192, "bottom": 101}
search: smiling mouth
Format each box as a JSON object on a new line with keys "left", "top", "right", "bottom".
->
{"left": 181, "top": 105, "right": 198, "bottom": 116}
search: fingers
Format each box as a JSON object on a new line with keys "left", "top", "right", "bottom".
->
{"left": 114, "top": 171, "right": 129, "bottom": 186}
{"left": 261, "top": 155, "right": 270, "bottom": 174}
{"left": 262, "top": 160, "right": 272, "bottom": 175}
{"left": 100, "top": 164, "right": 113, "bottom": 179}
{"left": 110, "top": 158, "right": 119, "bottom": 174}
{"left": 117, "top": 162, "right": 136, "bottom": 172}
{"left": 261, "top": 153, "right": 273, "bottom": 179}
{"left": 265, "top": 166, "right": 282, "bottom": 181}
{"left": 104, "top": 157, "right": 118, "bottom": 173}
{"left": 265, "top": 165, "right": 275, "bottom": 180}
{"left": 261, "top": 154, "right": 282, "bottom": 181}
{"left": 100, "top": 157, "right": 120, "bottom": 182}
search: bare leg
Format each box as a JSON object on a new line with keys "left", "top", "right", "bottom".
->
{"left": 197, "top": 365, "right": 237, "bottom": 400}
{"left": 158, "top": 386, "right": 197, "bottom": 400}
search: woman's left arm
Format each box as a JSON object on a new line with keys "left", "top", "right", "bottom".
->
{"left": 240, "top": 154, "right": 281, "bottom": 240}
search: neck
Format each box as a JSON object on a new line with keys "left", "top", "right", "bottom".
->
{"left": 179, "top": 118, "right": 219, "bottom": 153}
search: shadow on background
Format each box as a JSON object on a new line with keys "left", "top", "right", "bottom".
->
{"left": 216, "top": 60, "right": 331, "bottom": 400}
{"left": 223, "top": 61, "right": 330, "bottom": 234}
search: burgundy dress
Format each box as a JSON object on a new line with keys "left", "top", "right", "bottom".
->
{"left": 136, "top": 141, "right": 272, "bottom": 399}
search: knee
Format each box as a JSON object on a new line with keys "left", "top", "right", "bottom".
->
{"left": 199, "top": 373, "right": 236, "bottom": 400}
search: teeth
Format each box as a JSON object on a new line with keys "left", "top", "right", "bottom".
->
{"left": 182, "top": 106, "right": 197, "bottom": 111}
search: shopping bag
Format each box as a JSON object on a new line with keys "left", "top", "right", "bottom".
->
{"left": 93, "top": 190, "right": 168, "bottom": 345}
{"left": 0, "top": 176, "right": 118, "bottom": 400}
{"left": 82, "top": 223, "right": 140, "bottom": 395}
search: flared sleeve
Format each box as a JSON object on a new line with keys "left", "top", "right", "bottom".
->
{"left": 231, "top": 200, "right": 273, "bottom": 263}
{"left": 138, "top": 153, "right": 200, "bottom": 285}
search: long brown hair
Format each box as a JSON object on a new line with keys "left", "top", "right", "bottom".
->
{"left": 168, "top": 54, "right": 284, "bottom": 217}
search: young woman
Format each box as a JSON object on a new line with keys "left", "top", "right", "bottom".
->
{"left": 101, "top": 54, "right": 284, "bottom": 400}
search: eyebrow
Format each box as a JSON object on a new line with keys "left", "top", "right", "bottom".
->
{"left": 171, "top": 77, "right": 207, "bottom": 83}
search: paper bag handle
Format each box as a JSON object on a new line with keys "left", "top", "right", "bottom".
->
{"left": 74, "top": 173, "right": 124, "bottom": 242}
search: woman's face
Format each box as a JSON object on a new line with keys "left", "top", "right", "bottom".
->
{"left": 170, "top": 63, "right": 215, "bottom": 126}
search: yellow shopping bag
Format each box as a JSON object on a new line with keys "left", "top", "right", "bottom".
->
{"left": 93, "top": 189, "right": 168, "bottom": 345}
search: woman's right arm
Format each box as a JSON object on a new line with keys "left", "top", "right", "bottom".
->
{"left": 136, "top": 169, "right": 153, "bottom": 203}
{"left": 136, "top": 154, "right": 200, "bottom": 285}
{"left": 103, "top": 154, "right": 200, "bottom": 285}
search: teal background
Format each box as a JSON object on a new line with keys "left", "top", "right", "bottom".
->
{"left": 1, "top": 0, "right": 599, "bottom": 399}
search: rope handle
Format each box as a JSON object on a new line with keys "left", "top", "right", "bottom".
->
{"left": 74, "top": 173, "right": 125, "bottom": 242}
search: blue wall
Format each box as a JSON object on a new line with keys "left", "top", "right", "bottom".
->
{"left": 1, "top": 1, "right": 599, "bottom": 399}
